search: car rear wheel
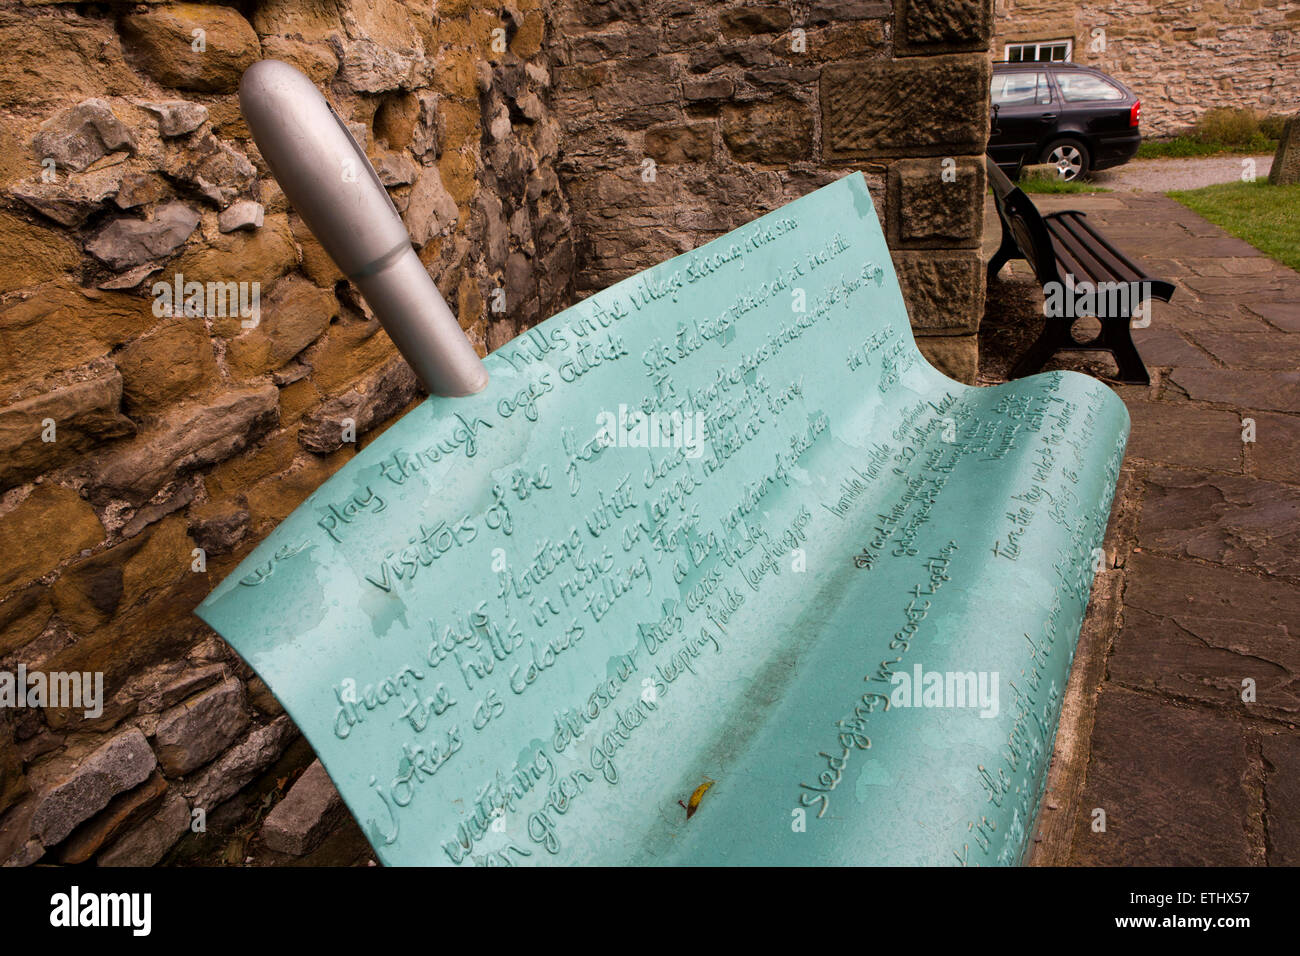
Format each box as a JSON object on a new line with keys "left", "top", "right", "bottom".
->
{"left": 1041, "top": 139, "right": 1091, "bottom": 181}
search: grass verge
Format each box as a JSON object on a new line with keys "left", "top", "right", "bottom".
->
{"left": 1019, "top": 177, "right": 1111, "bottom": 195}
{"left": 1138, "top": 136, "right": 1277, "bottom": 159}
{"left": 1168, "top": 179, "right": 1300, "bottom": 272}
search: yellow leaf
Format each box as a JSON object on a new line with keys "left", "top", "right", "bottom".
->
{"left": 683, "top": 779, "right": 714, "bottom": 819}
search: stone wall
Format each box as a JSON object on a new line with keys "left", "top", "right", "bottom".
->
{"left": 547, "top": 0, "right": 991, "bottom": 382}
{"left": 0, "top": 0, "right": 574, "bottom": 866}
{"left": 0, "top": 0, "right": 993, "bottom": 866}
{"left": 993, "top": 0, "right": 1299, "bottom": 136}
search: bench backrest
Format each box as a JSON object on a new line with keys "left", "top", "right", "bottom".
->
{"left": 986, "top": 156, "right": 1061, "bottom": 285}
{"left": 197, "top": 172, "right": 1130, "bottom": 866}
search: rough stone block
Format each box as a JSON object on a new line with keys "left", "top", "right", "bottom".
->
{"left": 915, "top": 333, "right": 978, "bottom": 383}
{"left": 57, "top": 771, "right": 168, "bottom": 864}
{"left": 404, "top": 165, "right": 460, "bottom": 248}
{"left": 821, "top": 54, "right": 990, "bottom": 159}
{"left": 121, "top": 5, "right": 261, "bottom": 93}
{"left": 291, "top": 213, "right": 345, "bottom": 288}
{"left": 30, "top": 98, "right": 135, "bottom": 173}
{"left": 172, "top": 213, "right": 297, "bottom": 294}
{"left": 0, "top": 583, "right": 53, "bottom": 659}
{"left": 894, "top": 0, "right": 993, "bottom": 55}
{"left": 0, "top": 800, "right": 41, "bottom": 867}
{"left": 161, "top": 132, "right": 256, "bottom": 208}
{"left": 188, "top": 499, "right": 251, "bottom": 555}
{"left": 114, "top": 172, "right": 169, "bottom": 211}
{"left": 261, "top": 759, "right": 345, "bottom": 856}
{"left": 722, "top": 95, "right": 813, "bottom": 163}
{"left": 593, "top": 59, "right": 680, "bottom": 117}
{"left": 10, "top": 165, "right": 124, "bottom": 228}
{"left": 139, "top": 100, "right": 209, "bottom": 138}
{"left": 86, "top": 202, "right": 201, "bottom": 272}
{"left": 31, "top": 728, "right": 157, "bottom": 846}
{"left": 298, "top": 356, "right": 420, "bottom": 454}
{"left": 222, "top": 276, "right": 337, "bottom": 378}
{"left": 0, "top": 284, "right": 156, "bottom": 399}
{"left": 0, "top": 369, "right": 136, "bottom": 489}
{"left": 718, "top": 6, "right": 792, "bottom": 37}
{"left": 889, "top": 156, "right": 985, "bottom": 247}
{"left": 117, "top": 320, "right": 218, "bottom": 410}
{"left": 1268, "top": 114, "right": 1299, "bottom": 186}
{"left": 154, "top": 677, "right": 250, "bottom": 776}
{"left": 335, "top": 38, "right": 425, "bottom": 94}
{"left": 0, "top": 485, "right": 104, "bottom": 600}
{"left": 250, "top": 0, "right": 343, "bottom": 43}
{"left": 892, "top": 250, "right": 984, "bottom": 335}
{"left": 260, "top": 36, "right": 339, "bottom": 84}
{"left": 684, "top": 77, "right": 734, "bottom": 103}
{"left": 0, "top": 211, "right": 80, "bottom": 294}
{"left": 0, "top": 13, "right": 144, "bottom": 112}
{"left": 804, "top": 1, "right": 889, "bottom": 25}
{"left": 0, "top": 712, "right": 25, "bottom": 817}
{"left": 97, "top": 791, "right": 190, "bottom": 866}
{"left": 183, "top": 716, "right": 296, "bottom": 811}
{"left": 645, "top": 122, "right": 714, "bottom": 165}
{"left": 49, "top": 535, "right": 140, "bottom": 632}
{"left": 92, "top": 385, "right": 280, "bottom": 505}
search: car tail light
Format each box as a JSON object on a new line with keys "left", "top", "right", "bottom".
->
{"left": 1129, "top": 100, "right": 1141, "bottom": 127}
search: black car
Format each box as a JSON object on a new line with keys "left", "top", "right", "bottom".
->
{"left": 988, "top": 62, "right": 1142, "bottom": 181}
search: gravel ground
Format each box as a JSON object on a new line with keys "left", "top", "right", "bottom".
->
{"left": 1089, "top": 153, "right": 1274, "bottom": 192}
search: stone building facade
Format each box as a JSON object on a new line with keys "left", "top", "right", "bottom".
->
{"left": 0, "top": 0, "right": 992, "bottom": 866}
{"left": 994, "top": 0, "right": 1299, "bottom": 136}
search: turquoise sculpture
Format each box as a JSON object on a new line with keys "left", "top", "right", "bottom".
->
{"left": 197, "top": 172, "right": 1129, "bottom": 866}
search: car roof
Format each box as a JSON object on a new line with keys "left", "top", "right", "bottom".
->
{"left": 991, "top": 61, "right": 1135, "bottom": 95}
{"left": 992, "top": 61, "right": 1117, "bottom": 77}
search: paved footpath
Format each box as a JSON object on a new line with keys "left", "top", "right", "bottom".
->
{"left": 1090, "top": 154, "right": 1274, "bottom": 192}
{"left": 982, "top": 190, "right": 1300, "bottom": 866}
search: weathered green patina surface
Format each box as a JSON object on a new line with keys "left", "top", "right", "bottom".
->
{"left": 197, "top": 172, "right": 1129, "bottom": 865}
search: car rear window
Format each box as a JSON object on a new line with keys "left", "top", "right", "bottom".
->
{"left": 1055, "top": 72, "right": 1125, "bottom": 102}
{"left": 991, "top": 72, "right": 1051, "bottom": 106}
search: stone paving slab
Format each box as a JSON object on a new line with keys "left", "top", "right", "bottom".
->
{"left": 1110, "top": 604, "right": 1296, "bottom": 715}
{"left": 1130, "top": 326, "right": 1215, "bottom": 368}
{"left": 1116, "top": 552, "right": 1300, "bottom": 717}
{"left": 1178, "top": 257, "right": 1285, "bottom": 278}
{"left": 1124, "top": 400, "right": 1244, "bottom": 472}
{"left": 1068, "top": 686, "right": 1257, "bottom": 866}
{"left": 1250, "top": 412, "right": 1300, "bottom": 485}
{"left": 982, "top": 190, "right": 1300, "bottom": 867}
{"left": 1262, "top": 734, "right": 1300, "bottom": 865}
{"left": 1244, "top": 300, "right": 1300, "bottom": 334}
{"left": 1180, "top": 274, "right": 1292, "bottom": 298}
{"left": 1137, "top": 470, "right": 1300, "bottom": 578}
{"left": 1187, "top": 332, "right": 1300, "bottom": 369}
{"left": 1170, "top": 368, "right": 1300, "bottom": 414}
{"left": 1135, "top": 256, "right": 1196, "bottom": 278}
{"left": 1121, "top": 550, "right": 1300, "bottom": 645}
{"left": 1157, "top": 299, "right": 1272, "bottom": 333}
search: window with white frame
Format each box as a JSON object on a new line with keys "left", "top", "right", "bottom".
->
{"left": 1004, "top": 39, "right": 1073, "bottom": 63}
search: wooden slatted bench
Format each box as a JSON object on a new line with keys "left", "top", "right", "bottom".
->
{"left": 986, "top": 156, "right": 1175, "bottom": 385}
